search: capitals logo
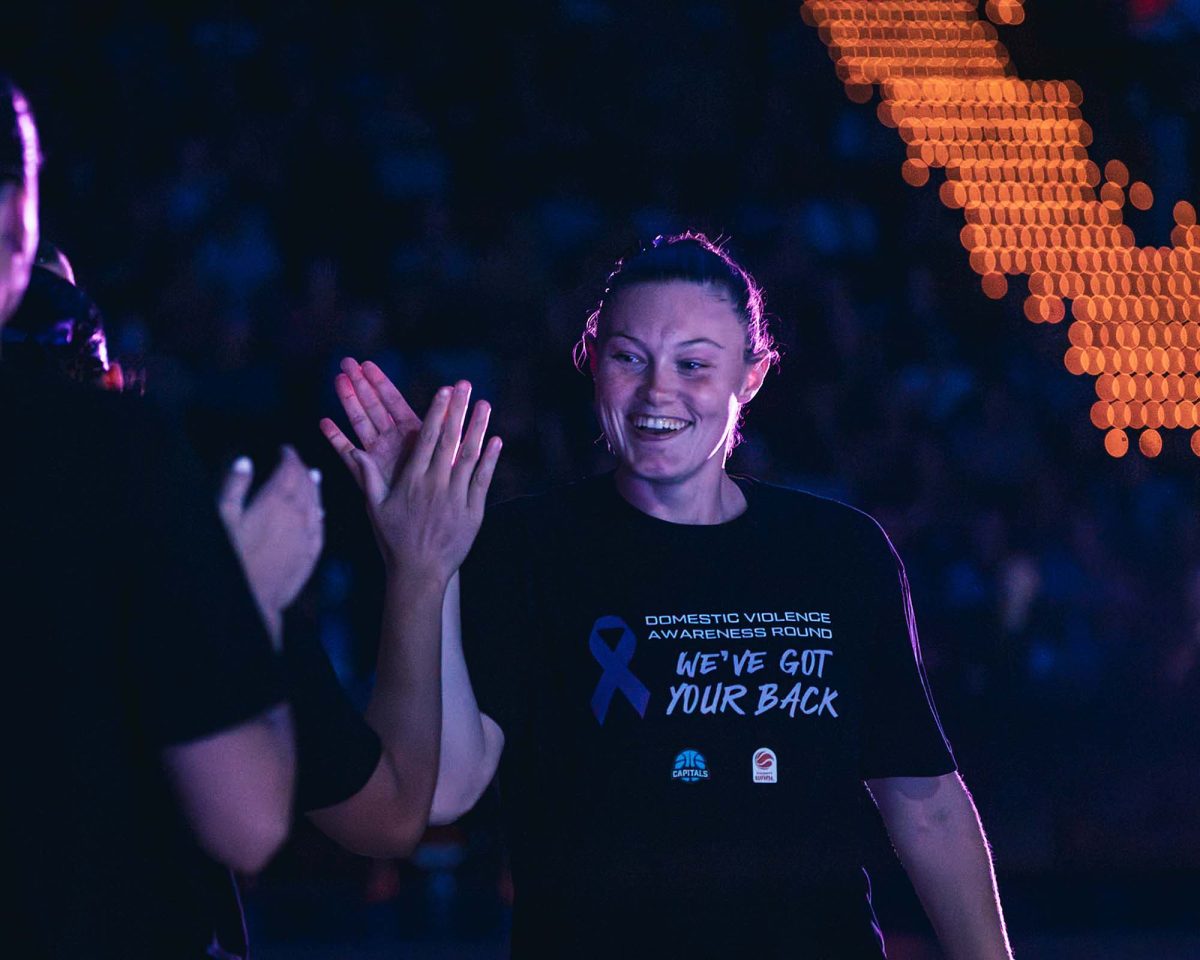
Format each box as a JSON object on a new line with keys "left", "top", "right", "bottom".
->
{"left": 672, "top": 749, "right": 709, "bottom": 782}
{"left": 753, "top": 747, "right": 777, "bottom": 784}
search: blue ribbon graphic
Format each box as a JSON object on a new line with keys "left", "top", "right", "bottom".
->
{"left": 589, "top": 615, "right": 651, "bottom": 724}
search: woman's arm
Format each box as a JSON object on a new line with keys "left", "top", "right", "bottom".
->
{"left": 318, "top": 362, "right": 502, "bottom": 846}
{"left": 307, "top": 571, "right": 502, "bottom": 850}
{"left": 429, "top": 571, "right": 505, "bottom": 824}
{"left": 306, "top": 565, "right": 446, "bottom": 856}
{"left": 163, "top": 704, "right": 295, "bottom": 874}
{"left": 183, "top": 446, "right": 326, "bottom": 870}
{"left": 866, "top": 772, "right": 1014, "bottom": 960}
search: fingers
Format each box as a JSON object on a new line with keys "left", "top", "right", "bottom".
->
{"left": 319, "top": 417, "right": 364, "bottom": 488}
{"left": 341, "top": 358, "right": 395, "bottom": 439}
{"left": 218, "top": 456, "right": 254, "bottom": 527}
{"left": 467, "top": 436, "right": 503, "bottom": 514}
{"left": 451, "top": 398, "right": 491, "bottom": 495}
{"left": 272, "top": 446, "right": 308, "bottom": 495}
{"left": 278, "top": 448, "right": 324, "bottom": 540}
{"left": 362, "top": 361, "right": 422, "bottom": 433}
{"left": 351, "top": 449, "right": 387, "bottom": 506}
{"left": 405, "top": 385, "right": 453, "bottom": 477}
{"left": 334, "top": 368, "right": 379, "bottom": 449}
{"left": 431, "top": 381, "right": 471, "bottom": 478}
{"left": 259, "top": 447, "right": 320, "bottom": 511}
{"left": 309, "top": 468, "right": 326, "bottom": 540}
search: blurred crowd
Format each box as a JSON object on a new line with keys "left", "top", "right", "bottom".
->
{"left": 8, "top": 0, "right": 1200, "bottom": 940}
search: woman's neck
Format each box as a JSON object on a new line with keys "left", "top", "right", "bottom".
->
{"left": 614, "top": 464, "right": 747, "bottom": 525}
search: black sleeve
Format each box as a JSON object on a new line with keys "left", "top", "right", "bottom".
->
{"left": 459, "top": 502, "right": 535, "bottom": 735}
{"left": 857, "top": 515, "right": 957, "bottom": 780}
{"left": 279, "top": 607, "right": 384, "bottom": 812}
{"left": 121, "top": 401, "right": 287, "bottom": 748}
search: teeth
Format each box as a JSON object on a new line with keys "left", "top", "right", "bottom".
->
{"left": 633, "top": 415, "right": 689, "bottom": 431}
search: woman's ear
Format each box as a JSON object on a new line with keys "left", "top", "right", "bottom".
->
{"left": 736, "top": 356, "right": 770, "bottom": 404}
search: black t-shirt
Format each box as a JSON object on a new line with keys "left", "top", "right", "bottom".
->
{"left": 0, "top": 365, "right": 288, "bottom": 958}
{"left": 282, "top": 606, "right": 383, "bottom": 815}
{"left": 460, "top": 472, "right": 956, "bottom": 959}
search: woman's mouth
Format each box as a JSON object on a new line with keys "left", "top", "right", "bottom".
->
{"left": 630, "top": 414, "right": 693, "bottom": 437}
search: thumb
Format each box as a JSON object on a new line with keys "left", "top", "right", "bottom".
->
{"left": 218, "top": 456, "right": 254, "bottom": 526}
{"left": 351, "top": 449, "right": 388, "bottom": 506}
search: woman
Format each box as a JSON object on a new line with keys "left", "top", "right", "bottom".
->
{"left": 323, "top": 233, "right": 1012, "bottom": 959}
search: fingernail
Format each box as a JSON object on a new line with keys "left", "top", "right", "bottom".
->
{"left": 233, "top": 456, "right": 252, "bottom": 473}
{"left": 309, "top": 469, "right": 322, "bottom": 484}
{"left": 437, "top": 386, "right": 452, "bottom": 399}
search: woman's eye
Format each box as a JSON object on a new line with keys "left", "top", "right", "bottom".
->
{"left": 679, "top": 360, "right": 709, "bottom": 372}
{"left": 613, "top": 352, "right": 642, "bottom": 365}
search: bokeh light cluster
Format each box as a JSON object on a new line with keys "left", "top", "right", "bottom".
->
{"left": 984, "top": 0, "right": 1025, "bottom": 27}
{"left": 802, "top": 0, "right": 1200, "bottom": 457}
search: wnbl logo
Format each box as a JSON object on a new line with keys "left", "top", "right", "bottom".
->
{"left": 753, "top": 747, "right": 777, "bottom": 784}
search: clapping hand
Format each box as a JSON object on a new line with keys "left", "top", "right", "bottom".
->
{"left": 219, "top": 446, "right": 324, "bottom": 647}
{"left": 321, "top": 358, "right": 422, "bottom": 494}
{"left": 321, "top": 359, "right": 501, "bottom": 583}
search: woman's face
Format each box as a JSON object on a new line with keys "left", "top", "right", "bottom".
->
{"left": 591, "top": 280, "right": 766, "bottom": 486}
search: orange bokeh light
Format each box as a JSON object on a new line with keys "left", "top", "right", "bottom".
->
{"left": 801, "top": 0, "right": 1200, "bottom": 456}
{"left": 1128, "top": 181, "right": 1154, "bottom": 211}
{"left": 1104, "top": 429, "right": 1129, "bottom": 458}
{"left": 1099, "top": 182, "right": 1125, "bottom": 207}
{"left": 1104, "top": 159, "right": 1130, "bottom": 187}
{"left": 981, "top": 272, "right": 1008, "bottom": 299}
{"left": 1139, "top": 429, "right": 1163, "bottom": 457}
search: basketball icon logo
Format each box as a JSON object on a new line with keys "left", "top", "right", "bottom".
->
{"left": 753, "top": 747, "right": 777, "bottom": 784}
{"left": 672, "top": 749, "right": 709, "bottom": 782}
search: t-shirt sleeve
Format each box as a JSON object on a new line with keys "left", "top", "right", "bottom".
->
{"left": 856, "top": 515, "right": 957, "bottom": 780}
{"left": 458, "top": 503, "right": 534, "bottom": 736}
{"left": 122, "top": 402, "right": 287, "bottom": 748}
{"left": 281, "top": 607, "right": 383, "bottom": 812}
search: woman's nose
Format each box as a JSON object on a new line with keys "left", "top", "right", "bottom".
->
{"left": 640, "top": 364, "right": 675, "bottom": 404}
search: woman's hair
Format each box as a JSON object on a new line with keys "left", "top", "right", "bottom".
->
{"left": 0, "top": 78, "right": 40, "bottom": 188}
{"left": 4, "top": 266, "right": 113, "bottom": 387}
{"left": 574, "top": 231, "right": 780, "bottom": 372}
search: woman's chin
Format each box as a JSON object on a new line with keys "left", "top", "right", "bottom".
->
{"left": 618, "top": 453, "right": 706, "bottom": 486}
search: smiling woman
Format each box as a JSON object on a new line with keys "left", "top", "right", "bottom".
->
{"left": 579, "top": 233, "right": 780, "bottom": 524}
{"left": 330, "top": 230, "right": 1011, "bottom": 959}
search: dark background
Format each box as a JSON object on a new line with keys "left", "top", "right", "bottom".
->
{"left": 5, "top": 1, "right": 1200, "bottom": 956}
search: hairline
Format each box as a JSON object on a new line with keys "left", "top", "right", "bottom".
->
{"left": 595, "top": 279, "right": 763, "bottom": 362}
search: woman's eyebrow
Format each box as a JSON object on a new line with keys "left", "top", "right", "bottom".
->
{"left": 608, "top": 332, "right": 725, "bottom": 350}
{"left": 608, "top": 331, "right": 644, "bottom": 346}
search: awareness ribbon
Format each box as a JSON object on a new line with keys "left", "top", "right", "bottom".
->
{"left": 588, "top": 615, "right": 651, "bottom": 724}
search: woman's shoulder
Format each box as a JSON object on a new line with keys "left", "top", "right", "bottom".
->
{"left": 736, "top": 474, "right": 890, "bottom": 545}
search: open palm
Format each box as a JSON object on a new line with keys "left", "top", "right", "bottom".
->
{"left": 320, "top": 358, "right": 422, "bottom": 491}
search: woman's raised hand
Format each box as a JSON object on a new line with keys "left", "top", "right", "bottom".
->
{"left": 321, "top": 358, "right": 422, "bottom": 492}
{"left": 219, "top": 446, "right": 325, "bottom": 647}
{"left": 323, "top": 369, "right": 501, "bottom": 582}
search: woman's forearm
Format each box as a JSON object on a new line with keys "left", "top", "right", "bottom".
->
{"left": 430, "top": 572, "right": 504, "bottom": 824}
{"left": 869, "top": 773, "right": 1014, "bottom": 960}
{"left": 361, "top": 567, "right": 446, "bottom": 838}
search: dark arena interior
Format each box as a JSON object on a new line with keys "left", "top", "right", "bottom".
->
{"left": 2, "top": 1, "right": 1199, "bottom": 957}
